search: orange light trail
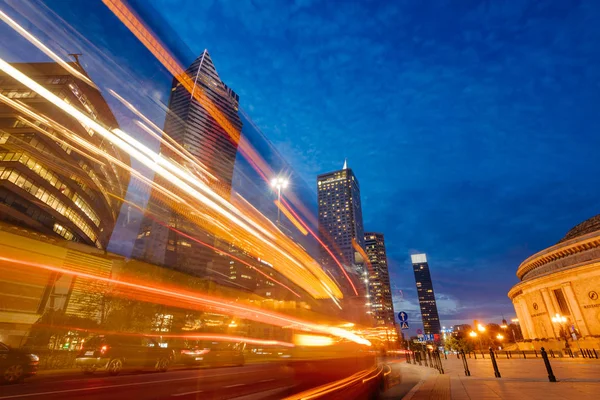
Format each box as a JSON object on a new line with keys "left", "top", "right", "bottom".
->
{"left": 281, "top": 197, "right": 359, "bottom": 296}
{"left": 0, "top": 58, "right": 344, "bottom": 300}
{"left": 100, "top": 0, "right": 354, "bottom": 294}
{"left": 274, "top": 199, "right": 308, "bottom": 236}
{"left": 0, "top": 255, "right": 370, "bottom": 346}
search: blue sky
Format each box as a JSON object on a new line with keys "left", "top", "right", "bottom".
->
{"left": 145, "top": 0, "right": 600, "bottom": 330}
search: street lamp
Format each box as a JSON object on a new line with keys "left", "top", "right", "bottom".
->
{"left": 469, "top": 331, "right": 477, "bottom": 338}
{"left": 496, "top": 334, "right": 504, "bottom": 340}
{"left": 271, "top": 176, "right": 289, "bottom": 226}
{"left": 551, "top": 313, "right": 570, "bottom": 349}
{"left": 477, "top": 324, "right": 486, "bottom": 333}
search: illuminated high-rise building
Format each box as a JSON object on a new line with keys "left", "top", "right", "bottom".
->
{"left": 0, "top": 62, "right": 129, "bottom": 249}
{"left": 411, "top": 253, "right": 441, "bottom": 335}
{"left": 133, "top": 50, "right": 243, "bottom": 279}
{"left": 317, "top": 161, "right": 365, "bottom": 292}
{"left": 364, "top": 233, "right": 395, "bottom": 326}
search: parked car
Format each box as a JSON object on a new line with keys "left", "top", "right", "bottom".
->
{"left": 74, "top": 335, "right": 171, "bottom": 376}
{"left": 0, "top": 342, "right": 39, "bottom": 384}
{"left": 178, "top": 341, "right": 245, "bottom": 367}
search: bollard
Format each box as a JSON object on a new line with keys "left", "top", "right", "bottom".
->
{"left": 489, "top": 347, "right": 501, "bottom": 378}
{"left": 412, "top": 351, "right": 417, "bottom": 364}
{"left": 550, "top": 349, "right": 555, "bottom": 358}
{"left": 406, "top": 351, "right": 411, "bottom": 364}
{"left": 522, "top": 351, "right": 526, "bottom": 359}
{"left": 593, "top": 349, "right": 598, "bottom": 359}
{"left": 481, "top": 351, "right": 485, "bottom": 359}
{"left": 508, "top": 350, "right": 512, "bottom": 359}
{"left": 540, "top": 347, "right": 557, "bottom": 382}
{"left": 473, "top": 351, "right": 477, "bottom": 360}
{"left": 427, "top": 351, "right": 434, "bottom": 369}
{"left": 506, "top": 351, "right": 509, "bottom": 359}
{"left": 417, "top": 352, "right": 422, "bottom": 366}
{"left": 444, "top": 351, "right": 447, "bottom": 360}
{"left": 437, "top": 352, "right": 445, "bottom": 374}
{"left": 534, "top": 349, "right": 538, "bottom": 358}
{"left": 460, "top": 350, "right": 471, "bottom": 376}
{"left": 456, "top": 352, "right": 460, "bottom": 360}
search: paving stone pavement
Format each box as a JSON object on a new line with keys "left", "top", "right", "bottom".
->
{"left": 400, "top": 356, "right": 600, "bottom": 399}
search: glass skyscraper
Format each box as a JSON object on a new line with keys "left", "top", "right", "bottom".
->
{"left": 365, "top": 233, "right": 395, "bottom": 326}
{"left": 133, "top": 50, "right": 242, "bottom": 279}
{"left": 411, "top": 253, "right": 441, "bottom": 335}
{"left": 317, "top": 162, "right": 365, "bottom": 293}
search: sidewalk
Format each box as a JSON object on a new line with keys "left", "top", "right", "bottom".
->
{"left": 400, "top": 357, "right": 600, "bottom": 400}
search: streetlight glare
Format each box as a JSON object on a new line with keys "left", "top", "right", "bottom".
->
{"left": 477, "top": 323, "right": 486, "bottom": 332}
{"left": 469, "top": 331, "right": 477, "bottom": 337}
{"left": 496, "top": 334, "right": 504, "bottom": 340}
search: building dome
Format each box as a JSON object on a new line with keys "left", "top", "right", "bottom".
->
{"left": 558, "top": 214, "right": 600, "bottom": 243}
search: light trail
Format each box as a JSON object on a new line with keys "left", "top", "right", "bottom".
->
{"left": 0, "top": 255, "right": 370, "bottom": 346}
{"left": 281, "top": 198, "right": 359, "bottom": 296}
{"left": 0, "top": 58, "right": 342, "bottom": 300}
{"left": 101, "top": 0, "right": 355, "bottom": 293}
{"left": 0, "top": 8, "right": 95, "bottom": 87}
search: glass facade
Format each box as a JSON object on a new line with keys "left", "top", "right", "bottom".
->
{"left": 364, "top": 233, "right": 395, "bottom": 326}
{"left": 411, "top": 253, "right": 441, "bottom": 335}
{"left": 317, "top": 166, "right": 365, "bottom": 277}
{"left": 0, "top": 62, "right": 130, "bottom": 249}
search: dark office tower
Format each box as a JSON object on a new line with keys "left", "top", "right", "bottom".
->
{"left": 134, "top": 50, "right": 242, "bottom": 279}
{"left": 0, "top": 62, "right": 129, "bottom": 249}
{"left": 364, "top": 233, "right": 395, "bottom": 326}
{"left": 317, "top": 161, "right": 365, "bottom": 289}
{"left": 411, "top": 253, "right": 441, "bottom": 335}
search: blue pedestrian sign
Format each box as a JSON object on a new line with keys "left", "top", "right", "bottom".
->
{"left": 400, "top": 321, "right": 409, "bottom": 330}
{"left": 398, "top": 311, "right": 408, "bottom": 322}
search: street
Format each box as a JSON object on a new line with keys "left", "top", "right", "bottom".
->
{"left": 0, "top": 363, "right": 295, "bottom": 400}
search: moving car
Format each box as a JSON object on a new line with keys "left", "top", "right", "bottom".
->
{"left": 0, "top": 342, "right": 39, "bottom": 384}
{"left": 75, "top": 335, "right": 171, "bottom": 375}
{"left": 179, "top": 341, "right": 245, "bottom": 367}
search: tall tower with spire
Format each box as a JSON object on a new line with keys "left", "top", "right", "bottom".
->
{"left": 317, "top": 160, "right": 366, "bottom": 294}
{"left": 133, "top": 50, "right": 243, "bottom": 279}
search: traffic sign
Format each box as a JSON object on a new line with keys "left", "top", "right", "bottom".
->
{"left": 416, "top": 329, "right": 423, "bottom": 334}
{"left": 398, "top": 311, "right": 408, "bottom": 322}
{"left": 400, "top": 321, "right": 409, "bottom": 330}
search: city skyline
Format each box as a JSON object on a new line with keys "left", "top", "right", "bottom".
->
{"left": 147, "top": 0, "right": 600, "bottom": 331}
{"left": 0, "top": 0, "right": 597, "bottom": 332}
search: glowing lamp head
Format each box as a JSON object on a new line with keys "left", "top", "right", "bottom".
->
{"left": 469, "top": 331, "right": 477, "bottom": 338}
{"left": 271, "top": 176, "right": 289, "bottom": 189}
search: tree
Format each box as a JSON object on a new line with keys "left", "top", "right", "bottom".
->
{"left": 444, "top": 336, "right": 474, "bottom": 353}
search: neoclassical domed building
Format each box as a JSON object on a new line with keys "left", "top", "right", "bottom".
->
{"left": 508, "top": 215, "right": 600, "bottom": 350}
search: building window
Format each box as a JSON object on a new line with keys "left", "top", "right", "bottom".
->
{"left": 553, "top": 289, "right": 571, "bottom": 315}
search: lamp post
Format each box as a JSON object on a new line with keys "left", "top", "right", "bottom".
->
{"left": 271, "top": 176, "right": 288, "bottom": 227}
{"left": 469, "top": 330, "right": 479, "bottom": 351}
{"left": 551, "top": 313, "right": 568, "bottom": 348}
{"left": 496, "top": 333, "right": 504, "bottom": 349}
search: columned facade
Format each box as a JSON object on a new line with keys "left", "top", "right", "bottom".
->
{"left": 508, "top": 215, "right": 600, "bottom": 350}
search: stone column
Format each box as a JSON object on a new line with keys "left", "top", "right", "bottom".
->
{"left": 540, "top": 288, "right": 559, "bottom": 338}
{"left": 561, "top": 282, "right": 590, "bottom": 337}
{"left": 517, "top": 298, "right": 535, "bottom": 339}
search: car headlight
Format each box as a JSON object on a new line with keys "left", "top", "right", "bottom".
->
{"left": 29, "top": 354, "right": 39, "bottom": 362}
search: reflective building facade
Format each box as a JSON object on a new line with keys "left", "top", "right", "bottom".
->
{"left": 364, "top": 233, "right": 395, "bottom": 326}
{"left": 411, "top": 253, "right": 441, "bottom": 335}
{"left": 0, "top": 62, "right": 129, "bottom": 249}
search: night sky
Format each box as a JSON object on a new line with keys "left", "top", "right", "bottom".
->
{"left": 146, "top": 0, "right": 600, "bottom": 332}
